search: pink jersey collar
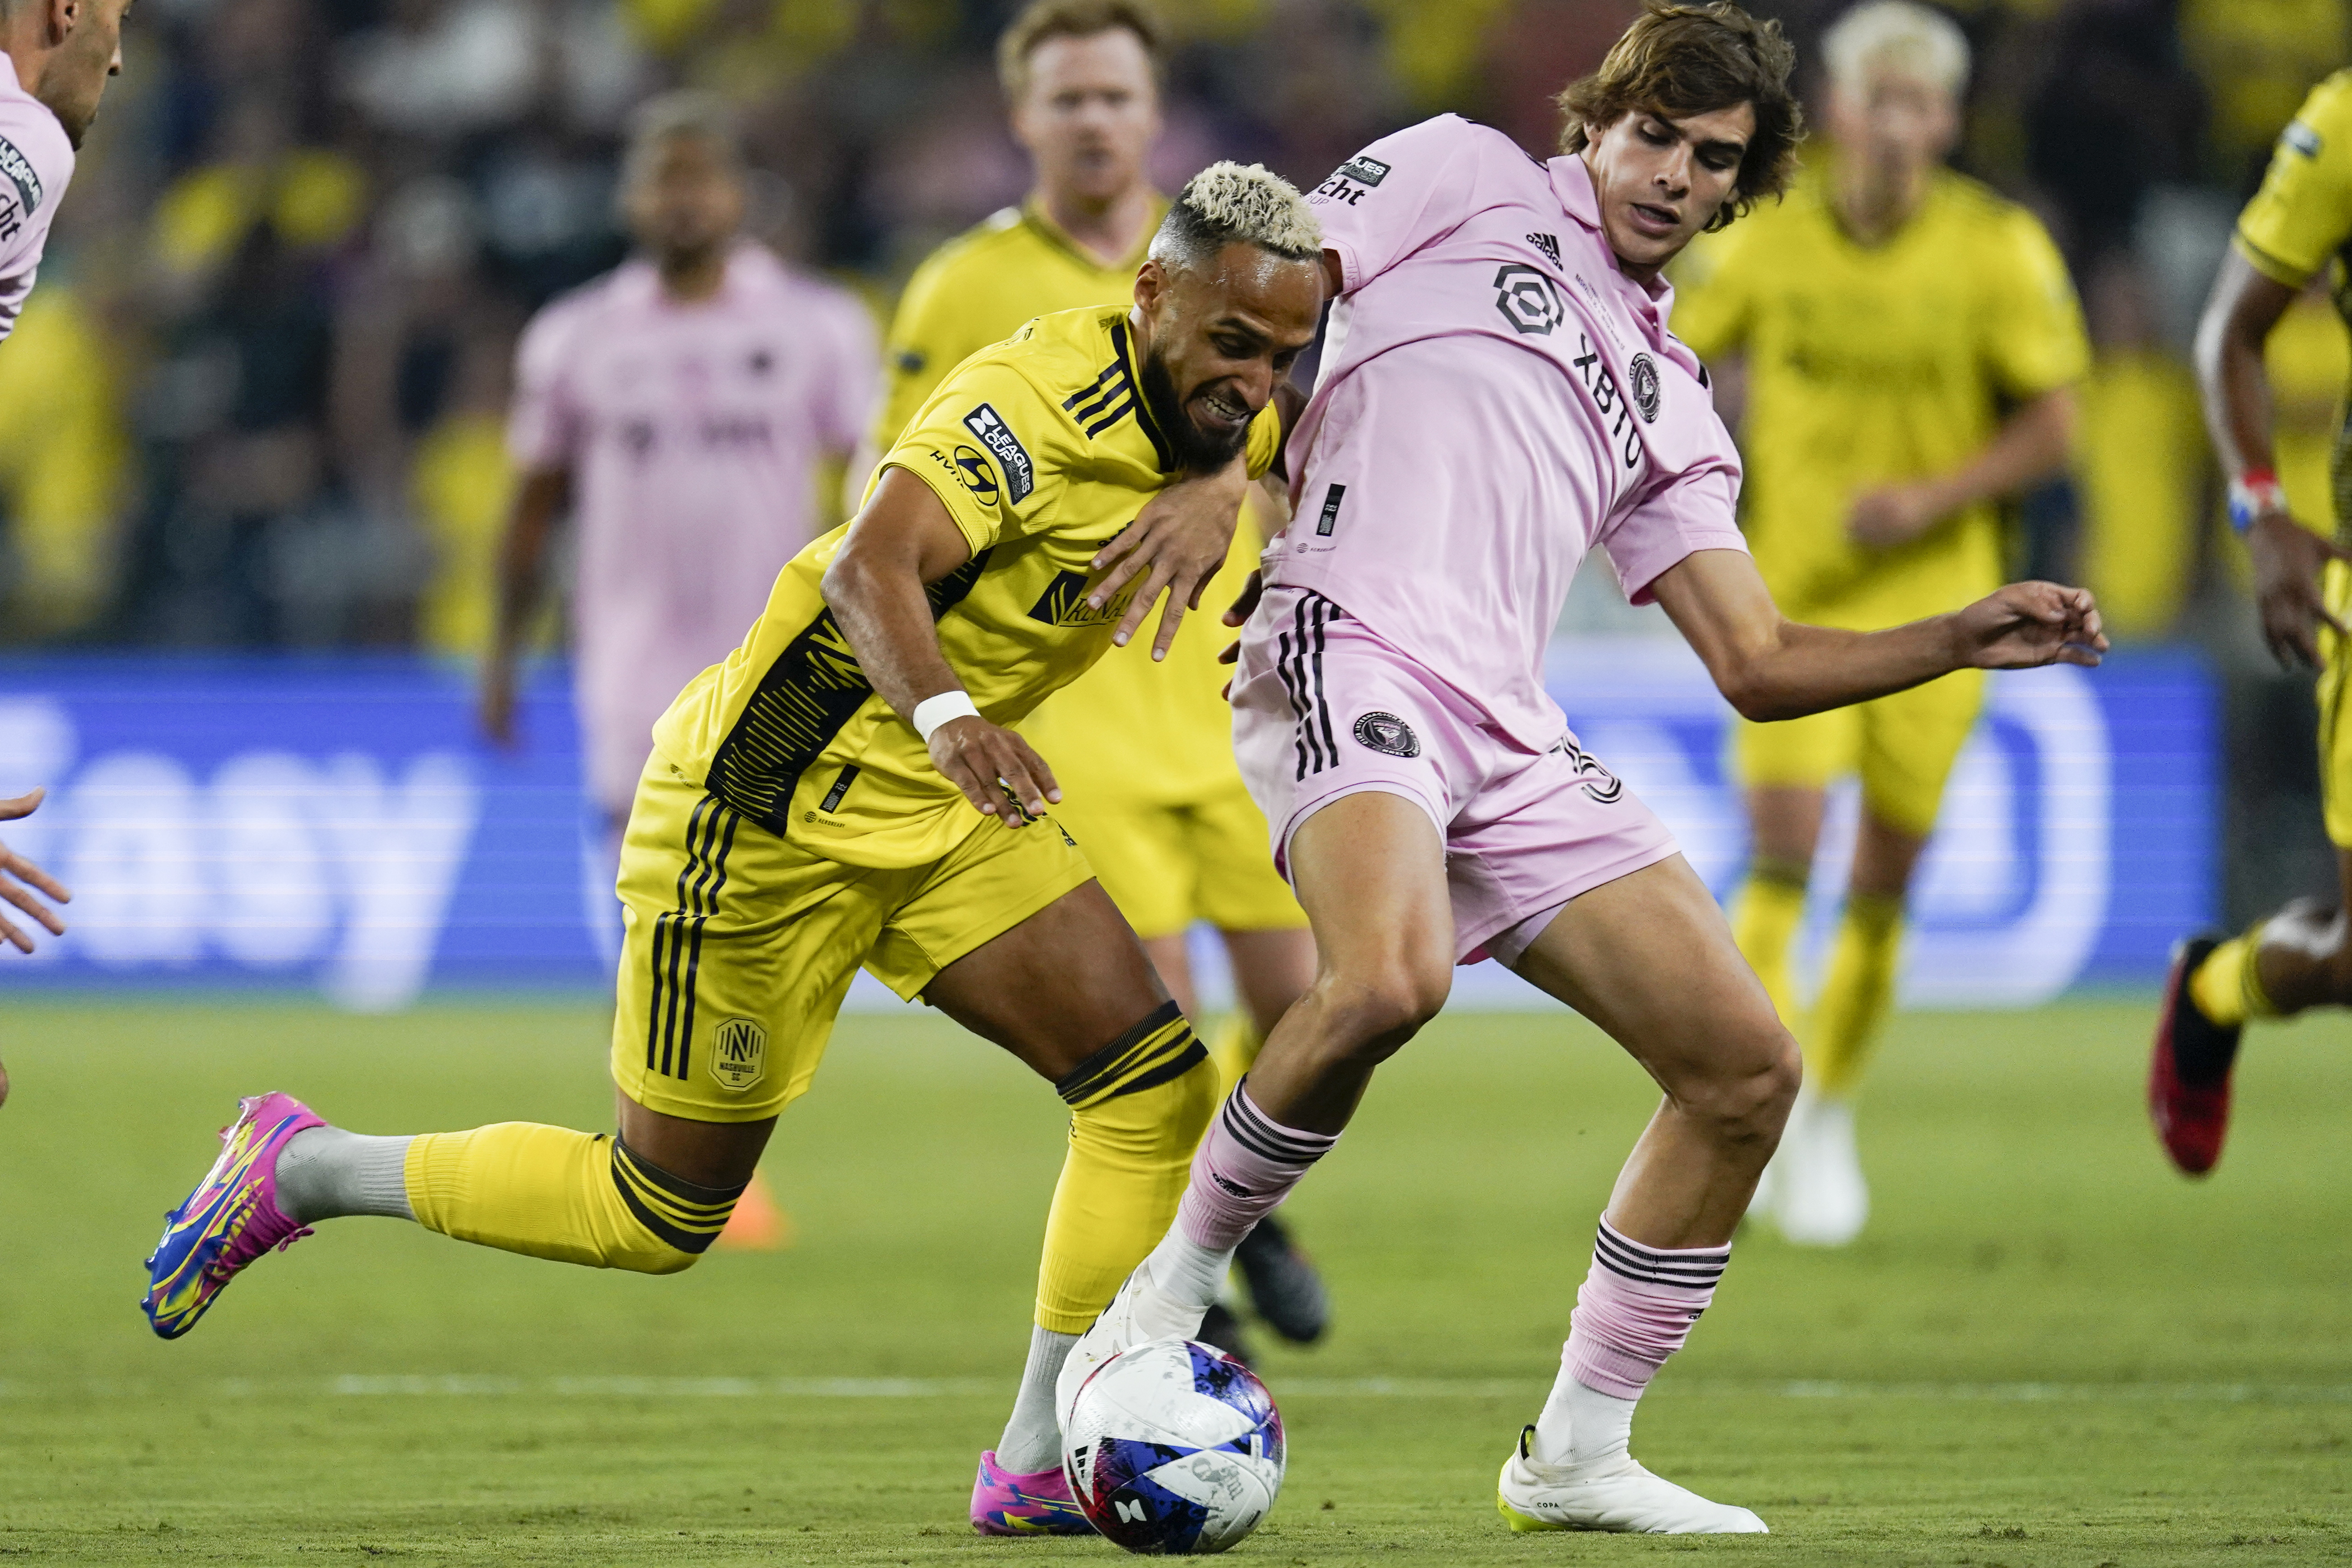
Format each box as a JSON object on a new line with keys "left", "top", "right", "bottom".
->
{"left": 613, "top": 241, "right": 790, "bottom": 311}
{"left": 1544, "top": 151, "right": 1713, "bottom": 384}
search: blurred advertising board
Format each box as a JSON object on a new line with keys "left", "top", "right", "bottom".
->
{"left": 0, "top": 645, "right": 2213, "bottom": 1011}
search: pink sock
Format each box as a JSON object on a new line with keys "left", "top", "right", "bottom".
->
{"left": 1146, "top": 1083, "right": 1338, "bottom": 1309}
{"left": 1561, "top": 1219, "right": 1729, "bottom": 1399}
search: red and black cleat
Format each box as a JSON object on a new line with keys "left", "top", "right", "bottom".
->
{"left": 2149, "top": 935, "right": 2243, "bottom": 1177}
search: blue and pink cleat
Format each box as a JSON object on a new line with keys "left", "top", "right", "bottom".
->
{"left": 971, "top": 1450, "right": 1091, "bottom": 1535}
{"left": 141, "top": 1092, "right": 324, "bottom": 1339}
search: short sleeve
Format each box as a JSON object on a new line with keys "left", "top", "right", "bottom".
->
{"left": 1663, "top": 223, "right": 1753, "bottom": 362}
{"left": 871, "top": 248, "right": 982, "bottom": 454}
{"left": 810, "top": 284, "right": 881, "bottom": 454}
{"left": 0, "top": 95, "right": 73, "bottom": 341}
{"left": 877, "top": 357, "right": 1073, "bottom": 554}
{"left": 1601, "top": 459, "right": 1748, "bottom": 606}
{"left": 1980, "top": 208, "right": 2090, "bottom": 401}
{"left": 2235, "top": 75, "right": 2352, "bottom": 286}
{"left": 1306, "top": 115, "right": 1480, "bottom": 293}
{"left": 506, "top": 301, "right": 584, "bottom": 472}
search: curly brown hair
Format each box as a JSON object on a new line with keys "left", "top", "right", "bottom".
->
{"left": 1557, "top": 1, "right": 1804, "bottom": 232}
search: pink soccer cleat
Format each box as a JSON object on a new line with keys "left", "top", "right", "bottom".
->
{"left": 970, "top": 1449, "right": 1091, "bottom": 1535}
{"left": 141, "top": 1092, "right": 324, "bottom": 1339}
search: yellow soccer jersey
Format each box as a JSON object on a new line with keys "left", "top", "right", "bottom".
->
{"left": 1673, "top": 164, "right": 2090, "bottom": 626}
{"left": 871, "top": 199, "right": 1166, "bottom": 455}
{"left": 878, "top": 193, "right": 1253, "bottom": 814}
{"left": 2234, "top": 69, "right": 2352, "bottom": 538}
{"left": 652, "top": 305, "right": 1281, "bottom": 872}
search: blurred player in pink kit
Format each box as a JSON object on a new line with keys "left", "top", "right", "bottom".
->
{"left": 1062, "top": 2, "right": 2108, "bottom": 1534}
{"left": 480, "top": 92, "right": 879, "bottom": 839}
{"left": 0, "top": 0, "right": 138, "bottom": 1104}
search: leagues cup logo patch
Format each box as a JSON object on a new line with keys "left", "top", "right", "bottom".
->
{"left": 1353, "top": 711, "right": 1420, "bottom": 758}
{"left": 1628, "top": 353, "right": 1661, "bottom": 422}
{"left": 962, "top": 403, "right": 1034, "bottom": 503}
{"left": 711, "top": 1017, "right": 768, "bottom": 1091}
{"left": 1492, "top": 264, "right": 1565, "bottom": 336}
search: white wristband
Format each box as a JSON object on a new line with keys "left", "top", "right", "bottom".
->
{"left": 911, "top": 690, "right": 980, "bottom": 742}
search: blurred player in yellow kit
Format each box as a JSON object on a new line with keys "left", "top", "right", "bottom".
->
{"left": 868, "top": 0, "right": 1327, "bottom": 1355}
{"left": 1673, "top": 0, "right": 2087, "bottom": 1244}
{"left": 2152, "top": 68, "right": 2352, "bottom": 1177}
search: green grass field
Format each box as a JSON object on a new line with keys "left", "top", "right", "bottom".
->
{"left": 0, "top": 996, "right": 2346, "bottom": 1565}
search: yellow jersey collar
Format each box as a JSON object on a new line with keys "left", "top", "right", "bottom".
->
{"left": 1111, "top": 313, "right": 1178, "bottom": 474}
{"left": 1021, "top": 195, "right": 1169, "bottom": 275}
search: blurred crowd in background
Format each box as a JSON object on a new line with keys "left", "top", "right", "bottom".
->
{"left": 0, "top": 0, "right": 2346, "bottom": 661}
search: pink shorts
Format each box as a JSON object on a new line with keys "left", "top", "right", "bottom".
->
{"left": 1233, "top": 587, "right": 1679, "bottom": 967}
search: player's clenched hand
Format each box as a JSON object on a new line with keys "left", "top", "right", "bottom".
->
{"left": 478, "top": 662, "right": 520, "bottom": 748}
{"left": 1949, "top": 582, "right": 2109, "bottom": 670}
{"left": 2247, "top": 512, "right": 2352, "bottom": 669}
{"left": 1088, "top": 459, "right": 1249, "bottom": 662}
{"left": 1847, "top": 484, "right": 1943, "bottom": 549}
{"left": 0, "top": 787, "right": 69, "bottom": 959}
{"left": 926, "top": 716, "right": 1061, "bottom": 826}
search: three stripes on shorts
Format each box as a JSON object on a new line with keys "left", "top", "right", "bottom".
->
{"left": 1276, "top": 591, "right": 1342, "bottom": 782}
{"left": 645, "top": 795, "right": 743, "bottom": 1082}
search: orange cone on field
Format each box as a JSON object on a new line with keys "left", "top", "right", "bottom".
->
{"left": 715, "top": 1168, "right": 794, "bottom": 1250}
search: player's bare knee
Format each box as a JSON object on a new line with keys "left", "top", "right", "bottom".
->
{"left": 1311, "top": 967, "right": 1449, "bottom": 1064}
{"left": 1673, "top": 1023, "right": 1799, "bottom": 1149}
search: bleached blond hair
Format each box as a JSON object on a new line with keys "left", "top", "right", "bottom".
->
{"left": 1150, "top": 161, "right": 1323, "bottom": 270}
{"left": 1823, "top": 0, "right": 1969, "bottom": 97}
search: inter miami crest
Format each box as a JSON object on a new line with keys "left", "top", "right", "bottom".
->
{"left": 1628, "top": 353, "right": 1661, "bottom": 422}
{"left": 1354, "top": 711, "right": 1421, "bottom": 758}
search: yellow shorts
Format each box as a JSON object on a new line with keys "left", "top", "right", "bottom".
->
{"left": 1050, "top": 782, "right": 1306, "bottom": 941}
{"left": 2316, "top": 558, "right": 2352, "bottom": 848}
{"left": 610, "top": 763, "right": 1095, "bottom": 1123}
{"left": 1732, "top": 666, "right": 1987, "bottom": 839}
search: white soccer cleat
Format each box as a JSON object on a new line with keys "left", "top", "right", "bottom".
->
{"left": 1496, "top": 1426, "right": 1766, "bottom": 1534}
{"left": 1055, "top": 1263, "right": 1206, "bottom": 1429}
{"left": 1771, "top": 1087, "right": 1868, "bottom": 1246}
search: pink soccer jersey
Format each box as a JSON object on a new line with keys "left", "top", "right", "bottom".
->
{"left": 1274, "top": 114, "right": 1748, "bottom": 751}
{"left": 0, "top": 51, "right": 75, "bottom": 343}
{"left": 509, "top": 243, "right": 879, "bottom": 813}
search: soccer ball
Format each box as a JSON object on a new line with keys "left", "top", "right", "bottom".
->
{"left": 1061, "top": 1338, "right": 1285, "bottom": 1554}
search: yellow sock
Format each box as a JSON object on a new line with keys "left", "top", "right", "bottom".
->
{"left": 1808, "top": 891, "right": 1904, "bottom": 1099}
{"left": 404, "top": 1123, "right": 743, "bottom": 1275}
{"left": 1204, "top": 1014, "right": 1263, "bottom": 1096}
{"left": 1034, "top": 1001, "right": 1218, "bottom": 1334}
{"left": 2189, "top": 923, "right": 2275, "bottom": 1027}
{"left": 1730, "top": 860, "right": 1809, "bottom": 1027}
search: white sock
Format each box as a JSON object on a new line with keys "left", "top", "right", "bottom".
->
{"left": 1530, "top": 1375, "right": 1638, "bottom": 1469}
{"left": 1142, "top": 1226, "right": 1232, "bottom": 1311}
{"left": 995, "top": 1325, "right": 1079, "bottom": 1474}
{"left": 274, "top": 1126, "right": 415, "bottom": 1224}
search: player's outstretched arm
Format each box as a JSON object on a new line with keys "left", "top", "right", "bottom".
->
{"left": 2195, "top": 248, "right": 2352, "bottom": 668}
{"left": 821, "top": 468, "right": 1061, "bottom": 825}
{"left": 1652, "top": 548, "right": 2107, "bottom": 724}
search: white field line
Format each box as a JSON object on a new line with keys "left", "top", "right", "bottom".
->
{"left": 2, "top": 1376, "right": 2344, "bottom": 1402}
